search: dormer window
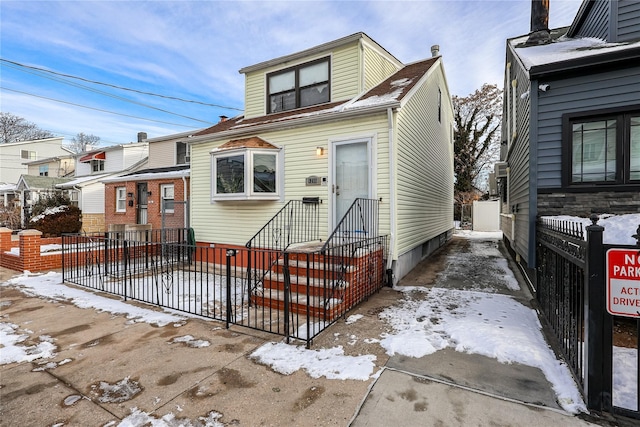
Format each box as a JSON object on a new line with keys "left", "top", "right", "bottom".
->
{"left": 267, "top": 57, "right": 330, "bottom": 114}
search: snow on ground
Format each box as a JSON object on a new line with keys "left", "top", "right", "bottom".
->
{"left": 250, "top": 342, "right": 377, "bottom": 381}
{"left": 3, "top": 271, "right": 185, "bottom": 327}
{"left": 0, "top": 322, "right": 57, "bottom": 364}
{"left": 2, "top": 228, "right": 637, "bottom": 419}
{"left": 113, "top": 409, "right": 224, "bottom": 427}
{"left": 542, "top": 213, "right": 640, "bottom": 245}
{"left": 378, "top": 286, "right": 586, "bottom": 413}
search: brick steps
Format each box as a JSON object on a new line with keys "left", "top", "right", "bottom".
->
{"left": 252, "top": 244, "right": 385, "bottom": 321}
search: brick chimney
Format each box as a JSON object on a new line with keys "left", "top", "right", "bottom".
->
{"left": 219, "top": 116, "right": 228, "bottom": 123}
{"left": 525, "top": 0, "right": 551, "bottom": 46}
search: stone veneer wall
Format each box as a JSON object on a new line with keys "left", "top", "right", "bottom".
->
{"left": 537, "top": 191, "right": 640, "bottom": 217}
{"left": 82, "top": 213, "right": 105, "bottom": 233}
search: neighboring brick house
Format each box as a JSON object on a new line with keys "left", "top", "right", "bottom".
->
{"left": 101, "top": 130, "right": 195, "bottom": 232}
{"left": 57, "top": 136, "right": 149, "bottom": 233}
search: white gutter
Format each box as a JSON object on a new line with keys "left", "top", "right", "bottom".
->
{"left": 386, "top": 107, "right": 396, "bottom": 277}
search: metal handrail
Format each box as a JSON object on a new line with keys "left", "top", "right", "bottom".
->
{"left": 321, "top": 198, "right": 379, "bottom": 254}
{"left": 246, "top": 199, "right": 320, "bottom": 250}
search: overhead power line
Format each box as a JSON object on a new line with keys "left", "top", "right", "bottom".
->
{"left": 0, "top": 58, "right": 244, "bottom": 112}
{"left": 0, "top": 86, "right": 203, "bottom": 129}
{"left": 2, "top": 60, "right": 215, "bottom": 125}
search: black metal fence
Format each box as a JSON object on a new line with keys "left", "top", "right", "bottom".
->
{"left": 62, "top": 228, "right": 387, "bottom": 347}
{"left": 536, "top": 216, "right": 640, "bottom": 420}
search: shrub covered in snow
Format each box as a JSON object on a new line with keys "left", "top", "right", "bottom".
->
{"left": 29, "top": 193, "right": 81, "bottom": 236}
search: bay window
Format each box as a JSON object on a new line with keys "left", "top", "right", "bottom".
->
{"left": 211, "top": 149, "right": 281, "bottom": 200}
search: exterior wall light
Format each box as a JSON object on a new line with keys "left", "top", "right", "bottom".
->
{"left": 316, "top": 147, "right": 324, "bottom": 156}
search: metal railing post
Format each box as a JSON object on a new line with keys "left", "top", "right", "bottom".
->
{"left": 226, "top": 249, "right": 236, "bottom": 329}
{"left": 283, "top": 251, "right": 291, "bottom": 344}
{"left": 584, "top": 214, "right": 611, "bottom": 412}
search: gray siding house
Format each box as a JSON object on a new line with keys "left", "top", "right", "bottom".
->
{"left": 500, "top": 0, "right": 640, "bottom": 276}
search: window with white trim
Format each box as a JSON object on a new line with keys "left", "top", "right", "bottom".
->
{"left": 116, "top": 187, "right": 126, "bottom": 212}
{"left": 267, "top": 57, "right": 330, "bottom": 114}
{"left": 91, "top": 159, "right": 105, "bottom": 172}
{"left": 161, "top": 184, "right": 175, "bottom": 213}
{"left": 211, "top": 149, "right": 281, "bottom": 200}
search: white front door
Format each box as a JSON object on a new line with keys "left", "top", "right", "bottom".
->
{"left": 332, "top": 139, "right": 371, "bottom": 228}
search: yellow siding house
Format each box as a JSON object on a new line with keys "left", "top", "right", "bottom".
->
{"left": 189, "top": 32, "right": 454, "bottom": 284}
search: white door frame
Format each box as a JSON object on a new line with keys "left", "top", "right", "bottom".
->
{"left": 329, "top": 136, "right": 375, "bottom": 231}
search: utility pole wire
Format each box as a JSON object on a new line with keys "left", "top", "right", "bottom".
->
{"left": 2, "top": 61, "right": 215, "bottom": 125}
{"left": 0, "top": 58, "right": 244, "bottom": 112}
{"left": 1, "top": 86, "right": 204, "bottom": 129}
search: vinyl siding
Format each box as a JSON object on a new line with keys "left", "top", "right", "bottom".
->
{"left": 536, "top": 67, "right": 640, "bottom": 188}
{"left": 363, "top": 41, "right": 401, "bottom": 92}
{"left": 190, "top": 114, "right": 391, "bottom": 247}
{"left": 0, "top": 137, "right": 68, "bottom": 183}
{"left": 243, "top": 41, "right": 362, "bottom": 119}
{"left": 505, "top": 53, "right": 532, "bottom": 264}
{"left": 395, "top": 63, "right": 454, "bottom": 257}
{"left": 79, "top": 182, "right": 105, "bottom": 214}
{"left": 574, "top": 0, "right": 610, "bottom": 40}
{"left": 618, "top": 0, "right": 640, "bottom": 42}
{"left": 148, "top": 139, "right": 177, "bottom": 168}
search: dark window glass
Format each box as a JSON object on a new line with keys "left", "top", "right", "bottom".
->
{"left": 216, "top": 155, "right": 245, "bottom": 194}
{"left": 267, "top": 59, "right": 329, "bottom": 113}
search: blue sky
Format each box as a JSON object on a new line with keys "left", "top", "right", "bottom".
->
{"left": 0, "top": 1, "right": 582, "bottom": 146}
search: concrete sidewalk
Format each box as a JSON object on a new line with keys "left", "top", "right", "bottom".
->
{"left": 0, "top": 234, "right": 615, "bottom": 426}
{"left": 349, "top": 234, "right": 606, "bottom": 427}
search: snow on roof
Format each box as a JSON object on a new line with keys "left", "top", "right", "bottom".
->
{"left": 0, "top": 183, "right": 17, "bottom": 192}
{"left": 101, "top": 169, "right": 189, "bottom": 183}
{"left": 512, "top": 33, "right": 640, "bottom": 71}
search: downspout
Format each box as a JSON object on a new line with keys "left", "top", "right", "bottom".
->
{"left": 182, "top": 174, "right": 188, "bottom": 229}
{"left": 386, "top": 107, "right": 396, "bottom": 282}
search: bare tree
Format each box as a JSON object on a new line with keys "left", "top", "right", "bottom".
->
{"left": 67, "top": 132, "right": 101, "bottom": 153}
{"left": 453, "top": 84, "right": 502, "bottom": 194}
{"left": 0, "top": 112, "right": 54, "bottom": 144}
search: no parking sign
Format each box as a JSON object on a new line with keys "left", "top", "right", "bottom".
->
{"left": 607, "top": 248, "right": 640, "bottom": 318}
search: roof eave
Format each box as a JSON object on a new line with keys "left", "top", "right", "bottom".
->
{"left": 188, "top": 102, "right": 398, "bottom": 145}
{"left": 239, "top": 32, "right": 402, "bottom": 74}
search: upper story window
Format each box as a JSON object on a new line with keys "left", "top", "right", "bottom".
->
{"left": 565, "top": 109, "right": 639, "bottom": 186}
{"left": 39, "top": 165, "right": 49, "bottom": 176}
{"left": 267, "top": 58, "right": 330, "bottom": 114}
{"left": 437, "top": 88, "right": 442, "bottom": 123}
{"left": 21, "top": 150, "right": 36, "bottom": 160}
{"left": 211, "top": 149, "right": 281, "bottom": 201}
{"left": 91, "top": 159, "right": 105, "bottom": 173}
{"left": 176, "top": 141, "right": 190, "bottom": 164}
